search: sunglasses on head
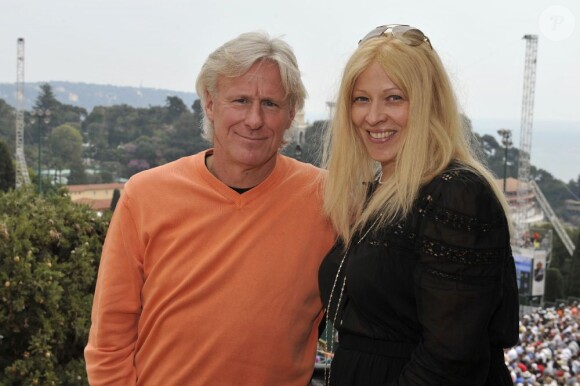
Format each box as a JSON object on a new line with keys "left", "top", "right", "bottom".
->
{"left": 358, "top": 24, "right": 432, "bottom": 49}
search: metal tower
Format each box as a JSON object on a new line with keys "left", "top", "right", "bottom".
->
{"left": 514, "top": 35, "right": 575, "bottom": 256}
{"left": 515, "top": 34, "right": 538, "bottom": 240}
{"left": 15, "top": 37, "right": 31, "bottom": 187}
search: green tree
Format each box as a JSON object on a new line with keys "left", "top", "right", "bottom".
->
{"left": 535, "top": 168, "right": 577, "bottom": 222}
{"left": 544, "top": 267, "right": 565, "bottom": 302}
{"left": 0, "top": 187, "right": 110, "bottom": 385}
{"left": 0, "top": 99, "right": 16, "bottom": 150}
{"left": 161, "top": 112, "right": 206, "bottom": 162}
{"left": 133, "top": 136, "right": 159, "bottom": 167}
{"left": 47, "top": 124, "right": 84, "bottom": 176}
{"left": 567, "top": 232, "right": 580, "bottom": 297}
{"left": 35, "top": 84, "right": 61, "bottom": 112}
{"left": 68, "top": 162, "right": 87, "bottom": 185}
{"left": 46, "top": 124, "right": 86, "bottom": 185}
{"left": 165, "top": 96, "right": 188, "bottom": 123}
{"left": 192, "top": 99, "right": 203, "bottom": 124}
{"left": 32, "top": 84, "right": 62, "bottom": 135}
{"left": 573, "top": 176, "right": 580, "bottom": 197}
{"left": 549, "top": 228, "right": 569, "bottom": 274}
{"left": 37, "top": 84, "right": 85, "bottom": 118}
{"left": 0, "top": 140, "right": 15, "bottom": 192}
{"left": 474, "top": 133, "right": 518, "bottom": 180}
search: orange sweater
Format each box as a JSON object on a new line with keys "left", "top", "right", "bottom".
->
{"left": 85, "top": 150, "right": 336, "bottom": 385}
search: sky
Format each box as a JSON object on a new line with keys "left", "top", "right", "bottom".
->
{"left": 1, "top": 0, "right": 579, "bottom": 180}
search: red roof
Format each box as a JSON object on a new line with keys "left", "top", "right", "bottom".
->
{"left": 66, "top": 183, "right": 125, "bottom": 193}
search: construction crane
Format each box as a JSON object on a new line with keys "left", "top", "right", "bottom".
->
{"left": 515, "top": 34, "right": 538, "bottom": 241}
{"left": 514, "top": 34, "right": 575, "bottom": 257}
{"left": 15, "top": 37, "right": 31, "bottom": 187}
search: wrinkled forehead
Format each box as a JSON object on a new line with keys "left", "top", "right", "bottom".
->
{"left": 215, "top": 61, "right": 288, "bottom": 99}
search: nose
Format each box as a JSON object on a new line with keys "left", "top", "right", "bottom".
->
{"left": 365, "top": 101, "right": 387, "bottom": 126}
{"left": 245, "top": 102, "right": 264, "bottom": 130}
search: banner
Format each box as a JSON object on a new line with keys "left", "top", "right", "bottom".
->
{"left": 531, "top": 250, "right": 547, "bottom": 296}
{"left": 512, "top": 246, "right": 547, "bottom": 297}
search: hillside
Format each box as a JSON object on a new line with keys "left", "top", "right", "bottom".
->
{"left": 0, "top": 81, "right": 198, "bottom": 111}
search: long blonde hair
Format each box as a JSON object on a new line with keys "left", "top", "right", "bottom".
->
{"left": 322, "top": 34, "right": 510, "bottom": 245}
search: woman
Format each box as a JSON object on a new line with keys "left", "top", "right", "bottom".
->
{"left": 319, "top": 24, "right": 519, "bottom": 385}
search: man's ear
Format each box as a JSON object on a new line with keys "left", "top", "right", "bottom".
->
{"left": 204, "top": 90, "right": 214, "bottom": 121}
{"left": 289, "top": 105, "right": 296, "bottom": 124}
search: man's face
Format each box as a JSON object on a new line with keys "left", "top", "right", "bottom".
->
{"left": 204, "top": 60, "right": 295, "bottom": 173}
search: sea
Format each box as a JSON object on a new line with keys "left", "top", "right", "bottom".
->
{"left": 472, "top": 118, "right": 580, "bottom": 184}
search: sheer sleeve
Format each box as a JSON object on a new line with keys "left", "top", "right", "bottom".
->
{"left": 396, "top": 169, "right": 519, "bottom": 386}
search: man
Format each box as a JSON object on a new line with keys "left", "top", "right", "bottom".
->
{"left": 84, "top": 31, "right": 335, "bottom": 385}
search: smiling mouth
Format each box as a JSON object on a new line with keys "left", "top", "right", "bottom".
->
{"left": 238, "top": 133, "right": 267, "bottom": 141}
{"left": 368, "top": 131, "right": 396, "bottom": 140}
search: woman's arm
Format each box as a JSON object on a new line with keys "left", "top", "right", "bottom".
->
{"left": 397, "top": 170, "right": 518, "bottom": 385}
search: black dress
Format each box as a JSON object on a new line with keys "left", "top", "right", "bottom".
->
{"left": 319, "top": 166, "right": 519, "bottom": 386}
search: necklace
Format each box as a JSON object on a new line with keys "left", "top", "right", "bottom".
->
{"left": 323, "top": 214, "right": 383, "bottom": 385}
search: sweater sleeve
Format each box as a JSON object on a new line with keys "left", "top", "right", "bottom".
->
{"left": 396, "top": 170, "right": 518, "bottom": 386}
{"left": 84, "top": 192, "right": 144, "bottom": 385}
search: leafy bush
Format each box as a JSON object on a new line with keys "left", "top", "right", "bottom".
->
{"left": 544, "top": 267, "right": 564, "bottom": 302}
{"left": 0, "top": 187, "right": 109, "bottom": 385}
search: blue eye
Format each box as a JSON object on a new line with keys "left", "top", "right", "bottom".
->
{"left": 353, "top": 96, "right": 369, "bottom": 103}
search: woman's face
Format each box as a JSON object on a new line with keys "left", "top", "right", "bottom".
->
{"left": 350, "top": 61, "right": 409, "bottom": 176}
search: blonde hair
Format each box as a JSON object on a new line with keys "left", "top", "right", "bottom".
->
{"left": 195, "top": 31, "right": 307, "bottom": 143}
{"left": 323, "top": 34, "right": 511, "bottom": 244}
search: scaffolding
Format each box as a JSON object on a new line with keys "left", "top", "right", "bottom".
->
{"left": 15, "top": 37, "right": 31, "bottom": 187}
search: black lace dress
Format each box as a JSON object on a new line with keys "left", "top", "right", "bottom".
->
{"left": 319, "top": 167, "right": 519, "bottom": 386}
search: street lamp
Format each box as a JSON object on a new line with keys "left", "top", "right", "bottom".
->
{"left": 497, "top": 128, "right": 512, "bottom": 193}
{"left": 30, "top": 108, "right": 51, "bottom": 194}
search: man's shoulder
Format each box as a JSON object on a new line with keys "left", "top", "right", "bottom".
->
{"left": 278, "top": 154, "right": 325, "bottom": 178}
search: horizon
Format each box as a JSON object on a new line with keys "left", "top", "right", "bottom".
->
{"left": 2, "top": 80, "right": 580, "bottom": 125}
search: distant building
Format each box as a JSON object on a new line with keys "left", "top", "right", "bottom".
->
{"left": 65, "top": 182, "right": 124, "bottom": 212}
{"left": 290, "top": 109, "right": 309, "bottom": 146}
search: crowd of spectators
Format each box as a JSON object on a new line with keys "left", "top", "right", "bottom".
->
{"left": 507, "top": 302, "right": 580, "bottom": 385}
{"left": 316, "top": 302, "right": 580, "bottom": 385}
